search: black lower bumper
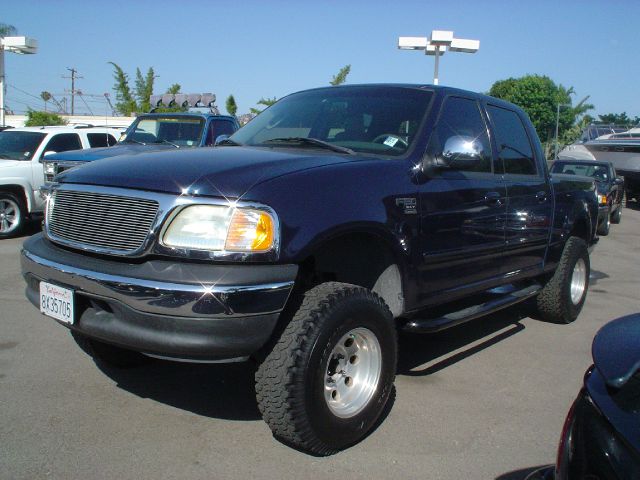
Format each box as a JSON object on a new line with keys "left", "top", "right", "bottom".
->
{"left": 22, "top": 234, "right": 298, "bottom": 361}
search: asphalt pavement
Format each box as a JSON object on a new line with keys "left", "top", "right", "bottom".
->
{"left": 2, "top": 207, "right": 639, "bottom": 480}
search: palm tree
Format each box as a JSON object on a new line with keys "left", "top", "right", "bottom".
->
{"left": 0, "top": 23, "right": 17, "bottom": 38}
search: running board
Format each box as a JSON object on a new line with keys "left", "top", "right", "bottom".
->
{"left": 402, "top": 284, "right": 541, "bottom": 334}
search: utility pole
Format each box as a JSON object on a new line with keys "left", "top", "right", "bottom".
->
{"left": 63, "top": 67, "right": 83, "bottom": 115}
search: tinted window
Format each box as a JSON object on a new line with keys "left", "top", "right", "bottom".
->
{"left": 488, "top": 106, "right": 537, "bottom": 176}
{"left": 45, "top": 133, "right": 82, "bottom": 153}
{"left": 428, "top": 96, "right": 492, "bottom": 172}
{"left": 551, "top": 162, "right": 609, "bottom": 181}
{"left": 205, "top": 120, "right": 237, "bottom": 146}
{"left": 0, "top": 131, "right": 46, "bottom": 160}
{"left": 87, "top": 133, "right": 117, "bottom": 147}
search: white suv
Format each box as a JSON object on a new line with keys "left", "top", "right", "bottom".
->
{"left": 0, "top": 125, "right": 124, "bottom": 238}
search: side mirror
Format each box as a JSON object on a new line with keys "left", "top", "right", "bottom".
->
{"left": 437, "top": 136, "right": 482, "bottom": 169}
{"left": 614, "top": 177, "right": 624, "bottom": 185}
{"left": 214, "top": 134, "right": 230, "bottom": 146}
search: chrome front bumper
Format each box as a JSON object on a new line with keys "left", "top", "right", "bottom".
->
{"left": 21, "top": 234, "right": 297, "bottom": 361}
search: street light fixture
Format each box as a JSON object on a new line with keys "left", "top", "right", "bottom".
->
{"left": 398, "top": 30, "right": 479, "bottom": 85}
{"left": 0, "top": 36, "right": 38, "bottom": 126}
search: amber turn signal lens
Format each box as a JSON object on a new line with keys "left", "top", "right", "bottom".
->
{"left": 225, "top": 209, "right": 275, "bottom": 252}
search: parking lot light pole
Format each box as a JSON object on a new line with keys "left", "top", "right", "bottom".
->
{"left": 0, "top": 36, "right": 38, "bottom": 126}
{"left": 398, "top": 31, "right": 479, "bottom": 85}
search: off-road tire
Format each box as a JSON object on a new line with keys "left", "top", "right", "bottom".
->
{"left": 611, "top": 205, "right": 622, "bottom": 224}
{"left": 536, "top": 237, "right": 589, "bottom": 324}
{"left": 597, "top": 211, "right": 610, "bottom": 236}
{"left": 255, "top": 282, "right": 397, "bottom": 455}
{"left": 0, "top": 192, "right": 25, "bottom": 239}
{"left": 71, "top": 331, "right": 149, "bottom": 368}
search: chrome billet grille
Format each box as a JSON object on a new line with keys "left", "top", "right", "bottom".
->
{"left": 48, "top": 190, "right": 159, "bottom": 252}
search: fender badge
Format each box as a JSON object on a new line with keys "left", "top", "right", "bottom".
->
{"left": 396, "top": 197, "right": 417, "bottom": 215}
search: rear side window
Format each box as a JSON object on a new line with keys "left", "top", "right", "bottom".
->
{"left": 428, "top": 96, "right": 492, "bottom": 173}
{"left": 488, "top": 106, "right": 537, "bottom": 176}
{"left": 87, "top": 133, "right": 117, "bottom": 147}
{"left": 44, "top": 133, "right": 82, "bottom": 153}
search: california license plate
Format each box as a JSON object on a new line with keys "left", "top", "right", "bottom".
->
{"left": 39, "top": 282, "right": 74, "bottom": 325}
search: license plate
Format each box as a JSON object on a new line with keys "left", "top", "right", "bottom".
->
{"left": 39, "top": 282, "right": 74, "bottom": 325}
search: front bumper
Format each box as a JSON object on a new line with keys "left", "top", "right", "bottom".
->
{"left": 21, "top": 234, "right": 297, "bottom": 361}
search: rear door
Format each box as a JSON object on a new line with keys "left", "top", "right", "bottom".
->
{"left": 418, "top": 96, "right": 506, "bottom": 304}
{"left": 486, "top": 104, "right": 552, "bottom": 277}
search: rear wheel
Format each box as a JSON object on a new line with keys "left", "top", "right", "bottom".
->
{"left": 0, "top": 193, "right": 25, "bottom": 239}
{"left": 536, "top": 237, "right": 589, "bottom": 324}
{"left": 255, "top": 282, "right": 397, "bottom": 455}
{"left": 71, "top": 331, "right": 149, "bottom": 368}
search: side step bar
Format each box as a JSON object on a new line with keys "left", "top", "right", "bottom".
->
{"left": 402, "top": 284, "right": 541, "bottom": 334}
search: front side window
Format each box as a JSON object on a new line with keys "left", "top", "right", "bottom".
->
{"left": 124, "top": 116, "right": 205, "bottom": 147}
{"left": 488, "top": 105, "right": 537, "bottom": 176}
{"left": 0, "top": 131, "right": 47, "bottom": 160}
{"left": 230, "top": 87, "right": 433, "bottom": 157}
{"left": 427, "top": 96, "right": 492, "bottom": 173}
{"left": 44, "top": 133, "right": 82, "bottom": 154}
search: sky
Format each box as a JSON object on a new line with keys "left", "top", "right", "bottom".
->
{"left": 3, "top": 0, "right": 639, "bottom": 119}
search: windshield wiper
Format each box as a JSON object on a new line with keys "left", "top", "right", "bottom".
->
{"left": 260, "top": 137, "right": 354, "bottom": 155}
{"left": 123, "top": 138, "right": 146, "bottom": 145}
{"left": 218, "top": 138, "right": 243, "bottom": 146}
{"left": 155, "top": 139, "right": 179, "bottom": 148}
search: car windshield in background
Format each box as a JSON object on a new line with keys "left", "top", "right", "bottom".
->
{"left": 230, "top": 86, "right": 434, "bottom": 157}
{"left": 0, "top": 131, "right": 47, "bottom": 160}
{"left": 552, "top": 162, "right": 610, "bottom": 182}
{"left": 124, "top": 117, "right": 205, "bottom": 147}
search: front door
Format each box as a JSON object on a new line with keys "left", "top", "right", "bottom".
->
{"left": 418, "top": 96, "right": 506, "bottom": 306}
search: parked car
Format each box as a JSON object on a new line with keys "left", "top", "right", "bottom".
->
{"left": 43, "top": 112, "right": 240, "bottom": 184}
{"left": 526, "top": 313, "right": 640, "bottom": 480}
{"left": 21, "top": 84, "right": 599, "bottom": 454}
{"left": 550, "top": 159, "right": 624, "bottom": 235}
{"left": 0, "top": 125, "right": 123, "bottom": 238}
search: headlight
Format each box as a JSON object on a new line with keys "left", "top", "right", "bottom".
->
{"left": 44, "top": 162, "right": 55, "bottom": 175}
{"left": 597, "top": 194, "right": 607, "bottom": 205}
{"left": 162, "top": 205, "right": 276, "bottom": 252}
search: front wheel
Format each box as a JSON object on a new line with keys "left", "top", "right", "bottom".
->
{"left": 597, "top": 211, "right": 610, "bottom": 236}
{"left": 255, "top": 282, "right": 397, "bottom": 455}
{"left": 535, "top": 237, "right": 590, "bottom": 324}
{"left": 611, "top": 205, "right": 622, "bottom": 224}
{"left": 0, "top": 192, "right": 25, "bottom": 239}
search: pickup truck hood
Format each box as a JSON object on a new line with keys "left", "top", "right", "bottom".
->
{"left": 58, "top": 146, "right": 362, "bottom": 198}
{"left": 0, "top": 159, "right": 23, "bottom": 169}
{"left": 46, "top": 143, "right": 177, "bottom": 162}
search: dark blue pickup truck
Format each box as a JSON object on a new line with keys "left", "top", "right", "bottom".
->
{"left": 22, "top": 84, "right": 598, "bottom": 455}
{"left": 42, "top": 111, "right": 239, "bottom": 183}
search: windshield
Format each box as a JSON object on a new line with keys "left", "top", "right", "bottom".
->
{"left": 552, "top": 162, "right": 609, "bottom": 182}
{"left": 230, "top": 86, "right": 433, "bottom": 157}
{"left": 123, "top": 116, "right": 205, "bottom": 147}
{"left": 0, "top": 131, "right": 47, "bottom": 161}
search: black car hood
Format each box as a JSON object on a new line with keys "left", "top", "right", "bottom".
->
{"left": 58, "top": 146, "right": 362, "bottom": 198}
{"left": 46, "top": 143, "right": 177, "bottom": 162}
{"left": 592, "top": 314, "right": 640, "bottom": 388}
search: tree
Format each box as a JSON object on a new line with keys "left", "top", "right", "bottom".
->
{"left": 108, "top": 62, "right": 137, "bottom": 116}
{"left": 0, "top": 23, "right": 17, "bottom": 37}
{"left": 25, "top": 110, "right": 66, "bottom": 127}
{"left": 166, "top": 83, "right": 181, "bottom": 95}
{"left": 40, "top": 91, "right": 52, "bottom": 112}
{"left": 135, "top": 67, "right": 155, "bottom": 114}
{"left": 226, "top": 94, "right": 238, "bottom": 117}
{"left": 330, "top": 65, "right": 351, "bottom": 86}
{"left": 489, "top": 75, "right": 593, "bottom": 154}
{"left": 250, "top": 97, "right": 277, "bottom": 115}
{"left": 597, "top": 112, "right": 640, "bottom": 126}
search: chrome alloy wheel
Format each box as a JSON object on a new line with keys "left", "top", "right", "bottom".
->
{"left": 324, "top": 327, "right": 382, "bottom": 418}
{"left": 0, "top": 198, "right": 20, "bottom": 234}
{"left": 570, "top": 258, "right": 587, "bottom": 305}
